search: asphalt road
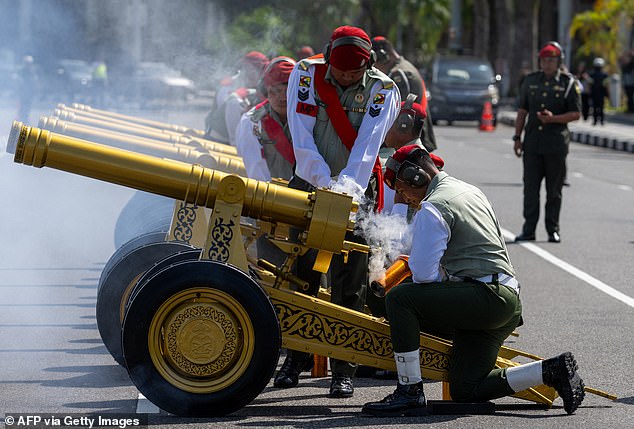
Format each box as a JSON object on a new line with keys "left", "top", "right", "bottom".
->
{"left": 0, "top": 103, "right": 632, "bottom": 429}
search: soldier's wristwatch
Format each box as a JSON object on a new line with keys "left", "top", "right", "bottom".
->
{"left": 512, "top": 134, "right": 521, "bottom": 141}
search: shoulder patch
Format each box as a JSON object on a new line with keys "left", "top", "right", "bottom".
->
{"left": 368, "top": 106, "right": 382, "bottom": 117}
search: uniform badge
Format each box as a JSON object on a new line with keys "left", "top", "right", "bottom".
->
{"left": 298, "top": 88, "right": 309, "bottom": 101}
{"left": 355, "top": 93, "right": 364, "bottom": 103}
{"left": 252, "top": 124, "right": 261, "bottom": 138}
{"left": 296, "top": 102, "right": 318, "bottom": 117}
{"left": 372, "top": 93, "right": 385, "bottom": 104}
{"left": 368, "top": 106, "right": 382, "bottom": 117}
{"left": 299, "top": 75, "right": 311, "bottom": 87}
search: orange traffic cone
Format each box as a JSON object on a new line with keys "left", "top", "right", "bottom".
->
{"left": 479, "top": 101, "right": 495, "bottom": 132}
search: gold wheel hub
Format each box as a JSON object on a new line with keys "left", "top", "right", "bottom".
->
{"left": 148, "top": 287, "right": 254, "bottom": 393}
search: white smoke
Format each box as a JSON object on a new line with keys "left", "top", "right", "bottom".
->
{"left": 329, "top": 174, "right": 414, "bottom": 284}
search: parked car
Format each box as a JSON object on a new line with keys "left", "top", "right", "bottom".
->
{"left": 45, "top": 59, "right": 93, "bottom": 103}
{"left": 428, "top": 55, "right": 500, "bottom": 125}
{"left": 116, "top": 62, "right": 196, "bottom": 106}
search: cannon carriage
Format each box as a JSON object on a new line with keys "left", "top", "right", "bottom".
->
{"left": 8, "top": 118, "right": 612, "bottom": 417}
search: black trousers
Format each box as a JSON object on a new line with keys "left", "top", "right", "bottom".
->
{"left": 286, "top": 175, "right": 369, "bottom": 377}
{"left": 521, "top": 152, "right": 566, "bottom": 235}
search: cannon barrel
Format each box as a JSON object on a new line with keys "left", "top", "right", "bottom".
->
{"left": 10, "top": 121, "right": 360, "bottom": 254}
{"left": 57, "top": 104, "right": 237, "bottom": 156}
{"left": 37, "top": 116, "right": 245, "bottom": 175}
{"left": 70, "top": 103, "right": 206, "bottom": 137}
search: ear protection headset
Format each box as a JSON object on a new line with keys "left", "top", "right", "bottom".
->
{"left": 385, "top": 147, "right": 430, "bottom": 188}
{"left": 395, "top": 93, "right": 424, "bottom": 134}
{"left": 258, "top": 57, "right": 297, "bottom": 97}
{"left": 323, "top": 36, "right": 376, "bottom": 69}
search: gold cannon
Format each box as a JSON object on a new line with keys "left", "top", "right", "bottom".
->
{"left": 9, "top": 122, "right": 613, "bottom": 417}
{"left": 38, "top": 115, "right": 244, "bottom": 172}
{"left": 59, "top": 103, "right": 233, "bottom": 155}
{"left": 69, "top": 102, "right": 207, "bottom": 137}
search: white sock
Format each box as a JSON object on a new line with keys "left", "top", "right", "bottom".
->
{"left": 394, "top": 350, "right": 422, "bottom": 385}
{"left": 506, "top": 361, "right": 543, "bottom": 392}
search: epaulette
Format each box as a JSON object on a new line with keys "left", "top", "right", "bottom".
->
{"left": 299, "top": 56, "right": 325, "bottom": 71}
{"left": 367, "top": 67, "right": 395, "bottom": 89}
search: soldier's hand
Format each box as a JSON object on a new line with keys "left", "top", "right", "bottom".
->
{"left": 514, "top": 140, "right": 523, "bottom": 157}
{"left": 536, "top": 109, "right": 553, "bottom": 123}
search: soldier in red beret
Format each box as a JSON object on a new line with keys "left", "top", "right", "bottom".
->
{"left": 276, "top": 25, "right": 400, "bottom": 398}
{"left": 513, "top": 41, "right": 581, "bottom": 243}
{"left": 362, "top": 144, "right": 585, "bottom": 417}
{"left": 205, "top": 51, "right": 269, "bottom": 145}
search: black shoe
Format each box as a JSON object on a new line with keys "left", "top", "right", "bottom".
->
{"left": 542, "top": 352, "right": 585, "bottom": 414}
{"left": 515, "top": 232, "right": 536, "bottom": 242}
{"left": 273, "top": 352, "right": 313, "bottom": 388}
{"left": 548, "top": 232, "right": 561, "bottom": 243}
{"left": 329, "top": 374, "right": 354, "bottom": 398}
{"left": 362, "top": 382, "right": 427, "bottom": 417}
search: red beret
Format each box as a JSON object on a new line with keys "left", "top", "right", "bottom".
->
{"left": 328, "top": 25, "right": 372, "bottom": 71}
{"left": 241, "top": 51, "right": 269, "bottom": 70}
{"left": 262, "top": 56, "right": 296, "bottom": 88}
{"left": 384, "top": 145, "right": 444, "bottom": 189}
{"left": 430, "top": 153, "right": 444, "bottom": 169}
{"left": 539, "top": 44, "right": 561, "bottom": 58}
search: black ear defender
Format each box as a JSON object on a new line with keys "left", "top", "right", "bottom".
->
{"left": 395, "top": 93, "right": 419, "bottom": 132}
{"left": 384, "top": 147, "right": 430, "bottom": 188}
{"left": 323, "top": 36, "right": 376, "bottom": 69}
{"left": 258, "top": 57, "right": 297, "bottom": 97}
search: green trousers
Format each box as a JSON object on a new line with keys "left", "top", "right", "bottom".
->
{"left": 386, "top": 279, "right": 522, "bottom": 402}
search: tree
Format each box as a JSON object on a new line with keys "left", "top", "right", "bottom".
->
{"left": 570, "top": 0, "right": 634, "bottom": 71}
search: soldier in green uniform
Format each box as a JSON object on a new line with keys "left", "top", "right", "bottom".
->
{"left": 362, "top": 145, "right": 585, "bottom": 417}
{"left": 513, "top": 41, "right": 581, "bottom": 243}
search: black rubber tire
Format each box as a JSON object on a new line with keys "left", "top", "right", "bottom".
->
{"left": 96, "top": 241, "right": 194, "bottom": 366}
{"left": 98, "top": 231, "right": 168, "bottom": 293}
{"left": 114, "top": 191, "right": 174, "bottom": 249}
{"left": 122, "top": 260, "right": 280, "bottom": 417}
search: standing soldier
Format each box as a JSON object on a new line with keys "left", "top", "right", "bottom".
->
{"left": 513, "top": 41, "right": 581, "bottom": 244}
{"left": 235, "top": 56, "right": 297, "bottom": 266}
{"left": 371, "top": 36, "right": 436, "bottom": 152}
{"left": 275, "top": 25, "right": 400, "bottom": 398}
{"left": 205, "top": 51, "right": 269, "bottom": 145}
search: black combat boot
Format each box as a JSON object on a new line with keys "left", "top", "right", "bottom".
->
{"left": 273, "top": 351, "right": 313, "bottom": 388}
{"left": 362, "top": 381, "right": 427, "bottom": 417}
{"left": 542, "top": 352, "right": 585, "bottom": 414}
{"left": 329, "top": 374, "right": 354, "bottom": 398}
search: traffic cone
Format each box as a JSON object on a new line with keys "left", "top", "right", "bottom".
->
{"left": 479, "top": 101, "right": 495, "bottom": 131}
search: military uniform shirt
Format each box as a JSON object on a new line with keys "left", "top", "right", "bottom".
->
{"left": 235, "top": 103, "right": 294, "bottom": 182}
{"left": 519, "top": 70, "right": 581, "bottom": 155}
{"left": 286, "top": 58, "right": 400, "bottom": 191}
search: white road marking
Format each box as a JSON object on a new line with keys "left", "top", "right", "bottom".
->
{"left": 502, "top": 228, "right": 634, "bottom": 309}
{"left": 136, "top": 393, "right": 160, "bottom": 414}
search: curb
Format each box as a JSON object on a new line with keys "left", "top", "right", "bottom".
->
{"left": 498, "top": 113, "right": 634, "bottom": 153}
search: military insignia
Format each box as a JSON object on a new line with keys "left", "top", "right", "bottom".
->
{"left": 298, "top": 88, "right": 309, "bottom": 101}
{"left": 252, "top": 124, "right": 261, "bottom": 138}
{"left": 299, "top": 75, "right": 311, "bottom": 87}
{"left": 355, "top": 93, "right": 364, "bottom": 103}
{"left": 368, "top": 106, "right": 382, "bottom": 117}
{"left": 296, "top": 102, "right": 318, "bottom": 117}
{"left": 372, "top": 93, "right": 385, "bottom": 104}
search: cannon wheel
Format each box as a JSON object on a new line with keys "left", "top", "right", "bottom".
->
{"left": 122, "top": 260, "right": 280, "bottom": 417}
{"left": 98, "top": 231, "right": 168, "bottom": 293}
{"left": 97, "top": 241, "right": 195, "bottom": 366}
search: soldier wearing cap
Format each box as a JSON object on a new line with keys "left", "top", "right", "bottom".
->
{"left": 277, "top": 25, "right": 400, "bottom": 398}
{"left": 371, "top": 36, "right": 437, "bottom": 152}
{"left": 205, "top": 51, "right": 269, "bottom": 145}
{"left": 362, "top": 144, "right": 585, "bottom": 417}
{"left": 513, "top": 41, "right": 581, "bottom": 244}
